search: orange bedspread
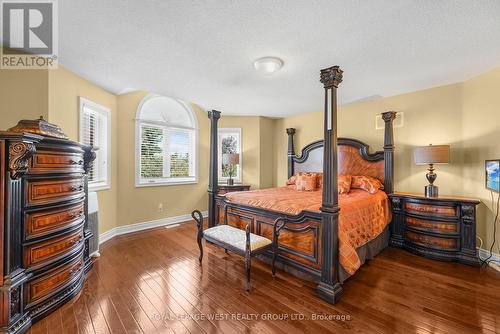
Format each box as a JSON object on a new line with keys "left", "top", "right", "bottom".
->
{"left": 225, "top": 187, "right": 391, "bottom": 274}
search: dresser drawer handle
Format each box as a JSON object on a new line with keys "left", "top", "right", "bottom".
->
{"left": 68, "top": 238, "right": 81, "bottom": 246}
{"left": 69, "top": 184, "right": 84, "bottom": 192}
{"left": 69, "top": 159, "right": 84, "bottom": 165}
{"left": 68, "top": 264, "right": 82, "bottom": 274}
{"left": 69, "top": 210, "right": 84, "bottom": 219}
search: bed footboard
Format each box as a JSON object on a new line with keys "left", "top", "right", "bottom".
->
{"left": 215, "top": 197, "right": 323, "bottom": 280}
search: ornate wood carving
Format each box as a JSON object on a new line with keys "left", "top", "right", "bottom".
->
{"left": 8, "top": 117, "right": 69, "bottom": 140}
{"left": 320, "top": 66, "right": 343, "bottom": 88}
{"left": 461, "top": 205, "right": 475, "bottom": 221}
{"left": 391, "top": 197, "right": 401, "bottom": 211}
{"left": 82, "top": 146, "right": 96, "bottom": 174}
{"left": 8, "top": 142, "right": 36, "bottom": 179}
{"left": 9, "top": 286, "right": 21, "bottom": 318}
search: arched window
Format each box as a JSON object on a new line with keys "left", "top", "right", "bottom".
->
{"left": 135, "top": 94, "right": 198, "bottom": 186}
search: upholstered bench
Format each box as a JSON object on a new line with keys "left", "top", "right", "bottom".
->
{"left": 191, "top": 209, "right": 285, "bottom": 291}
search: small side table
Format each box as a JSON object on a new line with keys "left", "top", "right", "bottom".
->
{"left": 218, "top": 184, "right": 251, "bottom": 195}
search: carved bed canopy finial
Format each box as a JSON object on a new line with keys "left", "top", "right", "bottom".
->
{"left": 320, "top": 65, "right": 343, "bottom": 88}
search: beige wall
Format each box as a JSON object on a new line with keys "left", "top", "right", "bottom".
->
{"left": 47, "top": 67, "right": 118, "bottom": 234}
{"left": 274, "top": 68, "right": 500, "bottom": 251}
{"left": 259, "top": 117, "right": 275, "bottom": 189}
{"left": 462, "top": 68, "right": 500, "bottom": 253}
{"left": 0, "top": 69, "right": 49, "bottom": 128}
{"left": 274, "top": 83, "right": 465, "bottom": 194}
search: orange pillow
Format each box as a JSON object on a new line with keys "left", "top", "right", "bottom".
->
{"left": 351, "top": 175, "right": 383, "bottom": 194}
{"left": 316, "top": 173, "right": 323, "bottom": 188}
{"left": 286, "top": 175, "right": 296, "bottom": 185}
{"left": 295, "top": 173, "right": 318, "bottom": 191}
{"left": 338, "top": 175, "right": 352, "bottom": 194}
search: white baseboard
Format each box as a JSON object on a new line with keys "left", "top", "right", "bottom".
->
{"left": 99, "top": 211, "right": 208, "bottom": 245}
{"left": 478, "top": 248, "right": 500, "bottom": 270}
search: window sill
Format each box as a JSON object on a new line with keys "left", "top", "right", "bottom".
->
{"left": 89, "top": 184, "right": 111, "bottom": 192}
{"left": 135, "top": 179, "right": 198, "bottom": 188}
{"left": 218, "top": 179, "right": 242, "bottom": 184}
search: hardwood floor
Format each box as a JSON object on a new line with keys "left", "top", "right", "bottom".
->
{"left": 29, "top": 221, "right": 500, "bottom": 334}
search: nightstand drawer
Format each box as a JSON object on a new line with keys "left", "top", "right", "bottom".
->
{"left": 405, "top": 202, "right": 457, "bottom": 218}
{"left": 406, "top": 216, "right": 458, "bottom": 235}
{"left": 405, "top": 231, "right": 459, "bottom": 251}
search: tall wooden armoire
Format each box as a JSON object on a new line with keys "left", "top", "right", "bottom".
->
{"left": 0, "top": 118, "right": 94, "bottom": 334}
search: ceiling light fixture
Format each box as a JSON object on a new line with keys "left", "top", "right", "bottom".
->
{"left": 254, "top": 57, "right": 284, "bottom": 74}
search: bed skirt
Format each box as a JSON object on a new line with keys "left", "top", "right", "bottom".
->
{"left": 339, "top": 225, "right": 390, "bottom": 283}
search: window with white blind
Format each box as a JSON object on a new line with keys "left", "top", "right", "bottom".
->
{"left": 218, "top": 128, "right": 242, "bottom": 183}
{"left": 79, "top": 97, "right": 111, "bottom": 191}
{"left": 136, "top": 95, "right": 198, "bottom": 186}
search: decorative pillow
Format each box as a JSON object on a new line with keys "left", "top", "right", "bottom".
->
{"left": 338, "top": 175, "right": 352, "bottom": 194}
{"left": 316, "top": 173, "right": 323, "bottom": 188}
{"left": 295, "top": 173, "right": 318, "bottom": 191}
{"left": 351, "top": 175, "right": 383, "bottom": 194}
{"left": 286, "top": 175, "right": 297, "bottom": 186}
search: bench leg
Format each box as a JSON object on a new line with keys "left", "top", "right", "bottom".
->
{"left": 272, "top": 246, "right": 277, "bottom": 277}
{"left": 192, "top": 210, "right": 204, "bottom": 264}
{"left": 245, "top": 254, "right": 251, "bottom": 291}
{"left": 224, "top": 248, "right": 228, "bottom": 254}
{"left": 197, "top": 233, "right": 203, "bottom": 263}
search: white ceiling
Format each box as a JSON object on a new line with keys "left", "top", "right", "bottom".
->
{"left": 59, "top": 1, "right": 500, "bottom": 117}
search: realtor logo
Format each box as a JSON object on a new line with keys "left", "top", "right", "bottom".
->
{"left": 1, "top": 0, "right": 58, "bottom": 69}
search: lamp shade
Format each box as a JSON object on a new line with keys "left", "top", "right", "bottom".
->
{"left": 222, "top": 153, "right": 240, "bottom": 165}
{"left": 414, "top": 145, "right": 450, "bottom": 165}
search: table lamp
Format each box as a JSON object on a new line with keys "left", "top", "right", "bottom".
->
{"left": 414, "top": 144, "right": 450, "bottom": 197}
{"left": 222, "top": 153, "right": 240, "bottom": 185}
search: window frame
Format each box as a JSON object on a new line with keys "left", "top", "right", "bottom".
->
{"left": 79, "top": 97, "right": 112, "bottom": 191}
{"left": 135, "top": 94, "right": 199, "bottom": 187}
{"left": 218, "top": 128, "right": 242, "bottom": 184}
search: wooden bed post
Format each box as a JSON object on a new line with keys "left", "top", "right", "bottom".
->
{"left": 208, "top": 110, "right": 221, "bottom": 228}
{"left": 316, "top": 65, "right": 343, "bottom": 304}
{"left": 382, "top": 111, "right": 397, "bottom": 194}
{"left": 286, "top": 128, "right": 296, "bottom": 178}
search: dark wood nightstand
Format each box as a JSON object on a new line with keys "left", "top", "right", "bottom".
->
{"left": 218, "top": 184, "right": 251, "bottom": 195}
{"left": 389, "top": 192, "right": 480, "bottom": 266}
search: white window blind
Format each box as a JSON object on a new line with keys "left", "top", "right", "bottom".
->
{"left": 79, "top": 97, "right": 111, "bottom": 190}
{"left": 136, "top": 95, "right": 198, "bottom": 186}
{"left": 140, "top": 124, "right": 164, "bottom": 179}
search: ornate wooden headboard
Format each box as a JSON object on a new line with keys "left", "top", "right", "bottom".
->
{"left": 286, "top": 111, "right": 397, "bottom": 193}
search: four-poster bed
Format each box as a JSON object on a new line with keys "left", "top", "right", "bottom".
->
{"left": 206, "top": 65, "right": 397, "bottom": 304}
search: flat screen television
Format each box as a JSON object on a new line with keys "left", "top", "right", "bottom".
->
{"left": 486, "top": 159, "right": 500, "bottom": 192}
